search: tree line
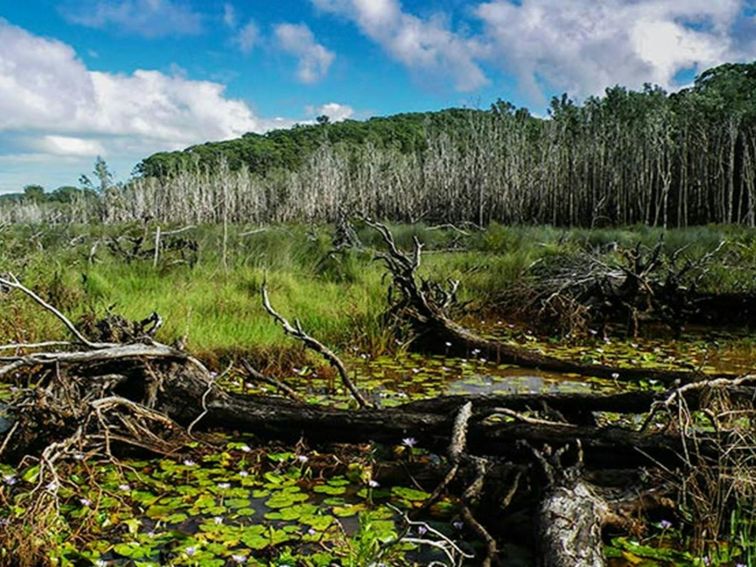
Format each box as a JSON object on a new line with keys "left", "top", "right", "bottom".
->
{"left": 2, "top": 62, "right": 755, "bottom": 227}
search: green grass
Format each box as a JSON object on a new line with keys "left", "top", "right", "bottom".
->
{"left": 0, "top": 222, "right": 753, "bottom": 365}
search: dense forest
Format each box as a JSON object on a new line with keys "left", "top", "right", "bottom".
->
{"left": 2, "top": 61, "right": 755, "bottom": 227}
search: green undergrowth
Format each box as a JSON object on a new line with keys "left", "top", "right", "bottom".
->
{"left": 0, "top": 222, "right": 753, "bottom": 366}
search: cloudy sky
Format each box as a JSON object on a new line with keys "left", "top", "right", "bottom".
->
{"left": 1, "top": 0, "right": 754, "bottom": 192}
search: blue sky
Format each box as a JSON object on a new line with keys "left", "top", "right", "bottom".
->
{"left": 0, "top": 0, "right": 754, "bottom": 192}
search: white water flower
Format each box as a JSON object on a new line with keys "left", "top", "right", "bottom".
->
{"left": 183, "top": 459, "right": 196, "bottom": 467}
{"left": 239, "top": 471, "right": 249, "bottom": 477}
{"left": 297, "top": 455, "right": 309, "bottom": 463}
{"left": 118, "top": 484, "right": 131, "bottom": 492}
{"left": 402, "top": 437, "right": 417, "bottom": 448}
{"left": 217, "top": 482, "right": 230, "bottom": 490}
{"left": 239, "top": 444, "right": 252, "bottom": 453}
{"left": 231, "top": 555, "right": 247, "bottom": 564}
{"left": 213, "top": 516, "right": 223, "bottom": 525}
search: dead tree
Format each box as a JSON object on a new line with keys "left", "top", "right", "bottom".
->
{"left": 360, "top": 219, "right": 737, "bottom": 385}
{"left": 526, "top": 240, "right": 739, "bottom": 338}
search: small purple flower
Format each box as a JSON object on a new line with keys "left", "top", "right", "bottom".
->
{"left": 185, "top": 546, "right": 197, "bottom": 557}
{"left": 417, "top": 525, "right": 428, "bottom": 536}
{"left": 79, "top": 498, "right": 92, "bottom": 507}
{"left": 659, "top": 519, "right": 673, "bottom": 529}
{"left": 452, "top": 520, "right": 464, "bottom": 530}
{"left": 2, "top": 475, "right": 17, "bottom": 486}
{"left": 118, "top": 483, "right": 131, "bottom": 492}
{"left": 231, "top": 555, "right": 247, "bottom": 564}
{"left": 402, "top": 437, "right": 417, "bottom": 448}
{"left": 182, "top": 459, "right": 196, "bottom": 467}
{"left": 308, "top": 528, "right": 317, "bottom": 535}
{"left": 297, "top": 455, "right": 309, "bottom": 464}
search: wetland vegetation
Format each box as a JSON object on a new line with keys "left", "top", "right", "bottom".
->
{"left": 0, "top": 220, "right": 754, "bottom": 566}
{"left": 0, "top": 61, "right": 755, "bottom": 567}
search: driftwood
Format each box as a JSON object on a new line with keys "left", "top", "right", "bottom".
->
{"left": 523, "top": 239, "right": 753, "bottom": 337}
{"left": 361, "top": 219, "right": 739, "bottom": 386}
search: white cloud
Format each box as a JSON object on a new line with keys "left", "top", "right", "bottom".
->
{"left": 274, "top": 23, "right": 335, "bottom": 84}
{"left": 64, "top": 0, "right": 202, "bottom": 38}
{"left": 310, "top": 102, "right": 354, "bottom": 122}
{"left": 34, "top": 136, "right": 106, "bottom": 157}
{"left": 0, "top": 19, "right": 288, "bottom": 174}
{"left": 311, "top": 0, "right": 488, "bottom": 91}
{"left": 223, "top": 3, "right": 237, "bottom": 28}
{"left": 234, "top": 20, "right": 260, "bottom": 54}
{"left": 474, "top": 0, "right": 747, "bottom": 99}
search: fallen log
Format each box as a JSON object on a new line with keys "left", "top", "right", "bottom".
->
{"left": 362, "top": 219, "right": 738, "bottom": 385}
{"left": 0, "top": 353, "right": 700, "bottom": 470}
{"left": 1, "top": 277, "right": 752, "bottom": 567}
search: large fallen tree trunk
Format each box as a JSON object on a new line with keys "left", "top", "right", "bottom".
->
{"left": 362, "top": 219, "right": 739, "bottom": 386}
{"left": 1, "top": 342, "right": 740, "bottom": 471}
{"left": 1, "top": 273, "right": 753, "bottom": 566}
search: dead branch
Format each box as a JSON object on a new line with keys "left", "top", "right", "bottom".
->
{"left": 0, "top": 273, "right": 112, "bottom": 349}
{"left": 241, "top": 359, "right": 305, "bottom": 403}
{"left": 260, "top": 282, "right": 369, "bottom": 408}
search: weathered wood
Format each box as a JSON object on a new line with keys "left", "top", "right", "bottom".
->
{"left": 364, "top": 219, "right": 738, "bottom": 385}
{"left": 537, "top": 481, "right": 608, "bottom": 567}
